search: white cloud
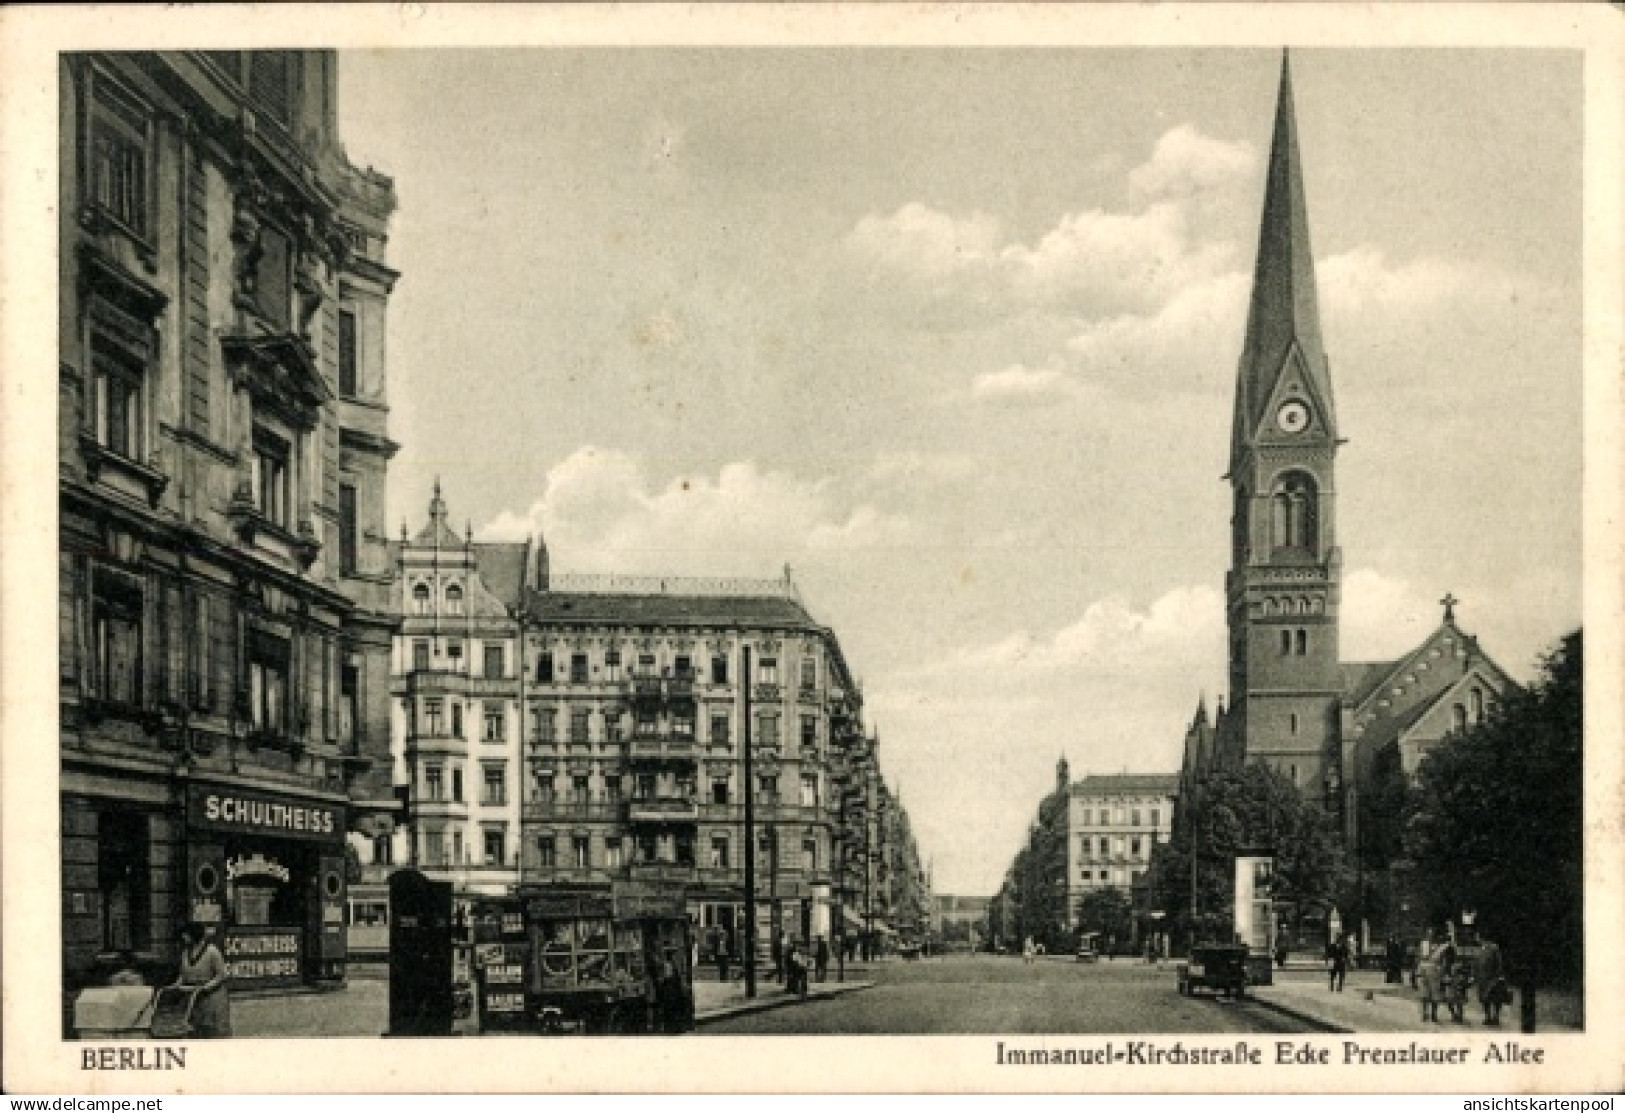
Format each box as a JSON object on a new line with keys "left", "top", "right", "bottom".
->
{"left": 478, "top": 447, "right": 918, "bottom": 576}
{"left": 1129, "top": 124, "right": 1257, "bottom": 200}
{"left": 1318, "top": 246, "right": 1526, "bottom": 319}
{"left": 1340, "top": 567, "right": 1439, "bottom": 662}
{"left": 969, "top": 364, "right": 1078, "bottom": 404}
{"left": 844, "top": 202, "right": 1004, "bottom": 282}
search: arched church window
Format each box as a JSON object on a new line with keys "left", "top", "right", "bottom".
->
{"left": 1295, "top": 629, "right": 1308, "bottom": 656}
{"left": 412, "top": 582, "right": 430, "bottom": 615}
{"left": 445, "top": 583, "right": 464, "bottom": 615}
{"left": 1300, "top": 596, "right": 1314, "bottom": 614}
{"left": 1270, "top": 472, "right": 1319, "bottom": 552}
{"left": 1279, "top": 629, "right": 1292, "bottom": 656}
{"left": 1451, "top": 704, "right": 1467, "bottom": 732}
{"left": 1470, "top": 688, "right": 1484, "bottom": 723}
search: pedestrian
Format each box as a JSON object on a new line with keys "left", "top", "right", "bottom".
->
{"left": 771, "top": 929, "right": 785, "bottom": 983}
{"left": 1274, "top": 938, "right": 1289, "bottom": 969}
{"left": 716, "top": 927, "right": 731, "bottom": 983}
{"left": 1474, "top": 932, "right": 1507, "bottom": 1027}
{"left": 1384, "top": 935, "right": 1405, "bottom": 985}
{"left": 1416, "top": 932, "right": 1443, "bottom": 1022}
{"left": 655, "top": 958, "right": 689, "bottom": 1033}
{"left": 1022, "top": 936, "right": 1035, "bottom": 965}
{"left": 814, "top": 935, "right": 830, "bottom": 983}
{"left": 171, "top": 921, "right": 231, "bottom": 1038}
{"left": 1443, "top": 939, "right": 1470, "bottom": 1023}
{"left": 1326, "top": 932, "right": 1349, "bottom": 992}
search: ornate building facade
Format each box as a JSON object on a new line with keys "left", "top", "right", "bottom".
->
{"left": 58, "top": 51, "right": 399, "bottom": 1010}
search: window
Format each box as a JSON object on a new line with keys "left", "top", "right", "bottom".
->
{"left": 98, "top": 811, "right": 150, "bottom": 952}
{"left": 710, "top": 713, "right": 730, "bottom": 748}
{"left": 1131, "top": 836, "right": 1143, "bottom": 858}
{"left": 1296, "top": 629, "right": 1308, "bottom": 656}
{"left": 675, "top": 771, "right": 695, "bottom": 799}
{"left": 636, "top": 833, "right": 657, "bottom": 863}
{"left": 536, "top": 836, "right": 555, "bottom": 869}
{"left": 636, "top": 653, "right": 656, "bottom": 678}
{"left": 451, "top": 767, "right": 463, "bottom": 803}
{"left": 1452, "top": 704, "right": 1467, "bottom": 732}
{"left": 758, "top": 657, "right": 778, "bottom": 685}
{"left": 445, "top": 584, "right": 463, "bottom": 614}
{"left": 412, "top": 640, "right": 430, "bottom": 671}
{"left": 89, "top": 77, "right": 152, "bottom": 237}
{"left": 412, "top": 583, "right": 430, "bottom": 615}
{"left": 536, "top": 651, "right": 553, "bottom": 683}
{"left": 674, "top": 832, "right": 694, "bottom": 866}
{"left": 482, "top": 829, "right": 505, "bottom": 867}
{"left": 710, "top": 835, "right": 729, "bottom": 869}
{"left": 1130, "top": 809, "right": 1141, "bottom": 827}
{"left": 1150, "top": 808, "right": 1161, "bottom": 829}
{"left": 674, "top": 655, "right": 693, "bottom": 681}
{"left": 635, "top": 773, "right": 656, "bottom": 801}
{"left": 758, "top": 714, "right": 780, "bottom": 749}
{"left": 1097, "top": 810, "right": 1110, "bottom": 827}
{"left": 1290, "top": 712, "right": 1299, "bottom": 735}
{"left": 372, "top": 834, "right": 392, "bottom": 867}
{"left": 247, "top": 52, "right": 296, "bottom": 128}
{"left": 252, "top": 428, "right": 291, "bottom": 528}
{"left": 484, "top": 644, "right": 504, "bottom": 679}
{"left": 757, "top": 834, "right": 774, "bottom": 868}
{"left": 603, "top": 650, "right": 622, "bottom": 682}
{"left": 483, "top": 701, "right": 504, "bottom": 742}
{"left": 247, "top": 628, "right": 290, "bottom": 733}
{"left": 570, "top": 653, "right": 588, "bottom": 684}
{"left": 800, "top": 715, "right": 817, "bottom": 752}
{"left": 569, "top": 708, "right": 590, "bottom": 746}
{"left": 605, "top": 710, "right": 623, "bottom": 743}
{"left": 757, "top": 774, "right": 778, "bottom": 805}
{"left": 635, "top": 708, "right": 657, "bottom": 737}
{"left": 572, "top": 836, "right": 590, "bottom": 869}
{"left": 451, "top": 702, "right": 463, "bottom": 738}
{"left": 802, "top": 838, "right": 818, "bottom": 872}
{"left": 338, "top": 484, "right": 358, "bottom": 575}
{"left": 711, "top": 777, "right": 730, "bottom": 805}
{"left": 1289, "top": 763, "right": 1299, "bottom": 786}
{"left": 89, "top": 327, "right": 149, "bottom": 461}
{"left": 1470, "top": 688, "right": 1485, "bottom": 724}
{"left": 424, "top": 765, "right": 444, "bottom": 802}
{"left": 425, "top": 698, "right": 443, "bottom": 736}
{"left": 483, "top": 765, "right": 506, "bottom": 806}
{"left": 672, "top": 704, "right": 694, "bottom": 737}
{"left": 569, "top": 774, "right": 589, "bottom": 804}
{"left": 604, "top": 775, "right": 623, "bottom": 802}
{"left": 423, "top": 830, "right": 445, "bottom": 867}
{"left": 1270, "top": 472, "right": 1319, "bottom": 551}
{"left": 800, "top": 773, "right": 818, "bottom": 808}
{"left": 1097, "top": 836, "right": 1109, "bottom": 856}
{"left": 91, "top": 570, "right": 143, "bottom": 706}
{"left": 338, "top": 309, "right": 358, "bottom": 397}
{"left": 800, "top": 657, "right": 817, "bottom": 690}
{"left": 1280, "top": 629, "right": 1292, "bottom": 656}
{"left": 604, "top": 838, "right": 623, "bottom": 869}
{"left": 533, "top": 771, "right": 555, "bottom": 803}
{"left": 712, "top": 654, "right": 728, "bottom": 684}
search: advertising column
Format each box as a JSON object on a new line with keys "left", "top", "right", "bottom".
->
{"left": 1234, "top": 850, "right": 1275, "bottom": 986}
{"left": 186, "top": 783, "right": 349, "bottom": 988}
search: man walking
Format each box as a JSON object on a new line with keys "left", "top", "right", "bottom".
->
{"left": 814, "top": 935, "right": 830, "bottom": 982}
{"left": 1327, "top": 932, "right": 1349, "bottom": 992}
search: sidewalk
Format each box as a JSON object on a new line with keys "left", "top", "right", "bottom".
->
{"left": 1250, "top": 970, "right": 1583, "bottom": 1034}
{"left": 692, "top": 971, "right": 876, "bottom": 1025}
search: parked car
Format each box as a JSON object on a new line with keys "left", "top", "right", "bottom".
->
{"left": 1177, "top": 943, "right": 1250, "bottom": 998}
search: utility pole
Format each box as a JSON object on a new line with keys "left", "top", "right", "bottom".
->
{"left": 1189, "top": 796, "right": 1199, "bottom": 952}
{"left": 742, "top": 646, "right": 756, "bottom": 999}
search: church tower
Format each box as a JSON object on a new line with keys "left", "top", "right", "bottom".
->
{"left": 1223, "top": 53, "right": 1344, "bottom": 798}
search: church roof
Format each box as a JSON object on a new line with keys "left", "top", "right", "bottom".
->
{"left": 1231, "top": 51, "right": 1336, "bottom": 471}
{"left": 1340, "top": 661, "right": 1395, "bottom": 709}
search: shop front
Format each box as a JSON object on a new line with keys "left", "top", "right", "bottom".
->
{"left": 184, "top": 782, "right": 349, "bottom": 989}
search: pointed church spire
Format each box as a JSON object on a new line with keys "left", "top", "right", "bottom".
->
{"left": 1232, "top": 50, "right": 1335, "bottom": 471}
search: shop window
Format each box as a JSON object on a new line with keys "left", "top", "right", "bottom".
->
{"left": 483, "top": 644, "right": 504, "bottom": 679}
{"left": 424, "top": 765, "right": 444, "bottom": 803}
{"left": 758, "top": 657, "right": 778, "bottom": 685}
{"left": 252, "top": 427, "right": 291, "bottom": 529}
{"left": 603, "top": 649, "right": 622, "bottom": 682}
{"left": 483, "top": 701, "right": 504, "bottom": 743}
{"left": 802, "top": 838, "right": 817, "bottom": 873}
{"left": 98, "top": 811, "right": 149, "bottom": 952}
{"left": 444, "top": 584, "right": 463, "bottom": 615}
{"left": 412, "top": 583, "right": 430, "bottom": 615}
{"left": 569, "top": 708, "right": 589, "bottom": 746}
{"left": 536, "top": 836, "right": 555, "bottom": 869}
{"left": 572, "top": 836, "right": 590, "bottom": 869}
{"left": 711, "top": 654, "right": 728, "bottom": 684}
{"left": 604, "top": 838, "right": 623, "bottom": 869}
{"left": 91, "top": 569, "right": 143, "bottom": 707}
{"left": 710, "top": 713, "right": 730, "bottom": 748}
{"left": 338, "top": 309, "right": 358, "bottom": 398}
{"left": 710, "top": 836, "right": 729, "bottom": 869}
{"left": 247, "top": 628, "right": 290, "bottom": 734}
{"left": 800, "top": 715, "right": 817, "bottom": 752}
{"left": 338, "top": 483, "right": 358, "bottom": 575}
{"left": 482, "top": 765, "right": 506, "bottom": 806}
{"left": 570, "top": 653, "right": 588, "bottom": 684}
{"left": 484, "top": 829, "right": 505, "bottom": 867}
{"left": 349, "top": 900, "right": 388, "bottom": 929}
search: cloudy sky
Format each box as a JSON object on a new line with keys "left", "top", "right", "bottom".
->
{"left": 337, "top": 48, "right": 1581, "bottom": 894}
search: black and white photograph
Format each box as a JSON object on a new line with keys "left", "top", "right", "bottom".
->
{"left": 3, "top": 2, "right": 1621, "bottom": 1096}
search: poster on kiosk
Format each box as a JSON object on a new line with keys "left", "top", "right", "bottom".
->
{"left": 1233, "top": 851, "right": 1275, "bottom": 986}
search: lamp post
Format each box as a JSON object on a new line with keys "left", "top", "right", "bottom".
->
{"left": 742, "top": 646, "right": 756, "bottom": 999}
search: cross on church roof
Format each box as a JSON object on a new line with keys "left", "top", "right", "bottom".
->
{"left": 1440, "top": 593, "right": 1459, "bottom": 623}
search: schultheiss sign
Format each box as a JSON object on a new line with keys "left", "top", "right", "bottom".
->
{"left": 188, "top": 784, "right": 345, "bottom": 843}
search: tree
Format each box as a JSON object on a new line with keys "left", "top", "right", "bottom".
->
{"left": 1404, "top": 630, "right": 1582, "bottom": 1031}
{"left": 1075, "top": 886, "right": 1133, "bottom": 951}
{"left": 1154, "top": 763, "right": 1349, "bottom": 950}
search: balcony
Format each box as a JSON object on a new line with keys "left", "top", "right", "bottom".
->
{"left": 628, "top": 860, "right": 697, "bottom": 884}
{"left": 629, "top": 675, "right": 663, "bottom": 702}
{"left": 752, "top": 682, "right": 781, "bottom": 702}
{"left": 668, "top": 669, "right": 697, "bottom": 698}
{"left": 626, "top": 797, "right": 699, "bottom": 824}
{"left": 627, "top": 733, "right": 698, "bottom": 763}
{"left": 392, "top": 669, "right": 471, "bottom": 697}
{"left": 521, "top": 799, "right": 623, "bottom": 822}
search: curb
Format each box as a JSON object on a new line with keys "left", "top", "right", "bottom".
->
{"left": 1243, "top": 991, "right": 1351, "bottom": 1034}
{"left": 694, "top": 980, "right": 877, "bottom": 1026}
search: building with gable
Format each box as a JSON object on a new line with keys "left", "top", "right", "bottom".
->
{"left": 1176, "top": 54, "right": 1517, "bottom": 939}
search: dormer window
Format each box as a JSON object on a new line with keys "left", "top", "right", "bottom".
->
{"left": 445, "top": 583, "right": 464, "bottom": 615}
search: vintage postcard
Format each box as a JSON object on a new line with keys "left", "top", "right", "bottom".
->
{"left": 2, "top": 2, "right": 1621, "bottom": 1096}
